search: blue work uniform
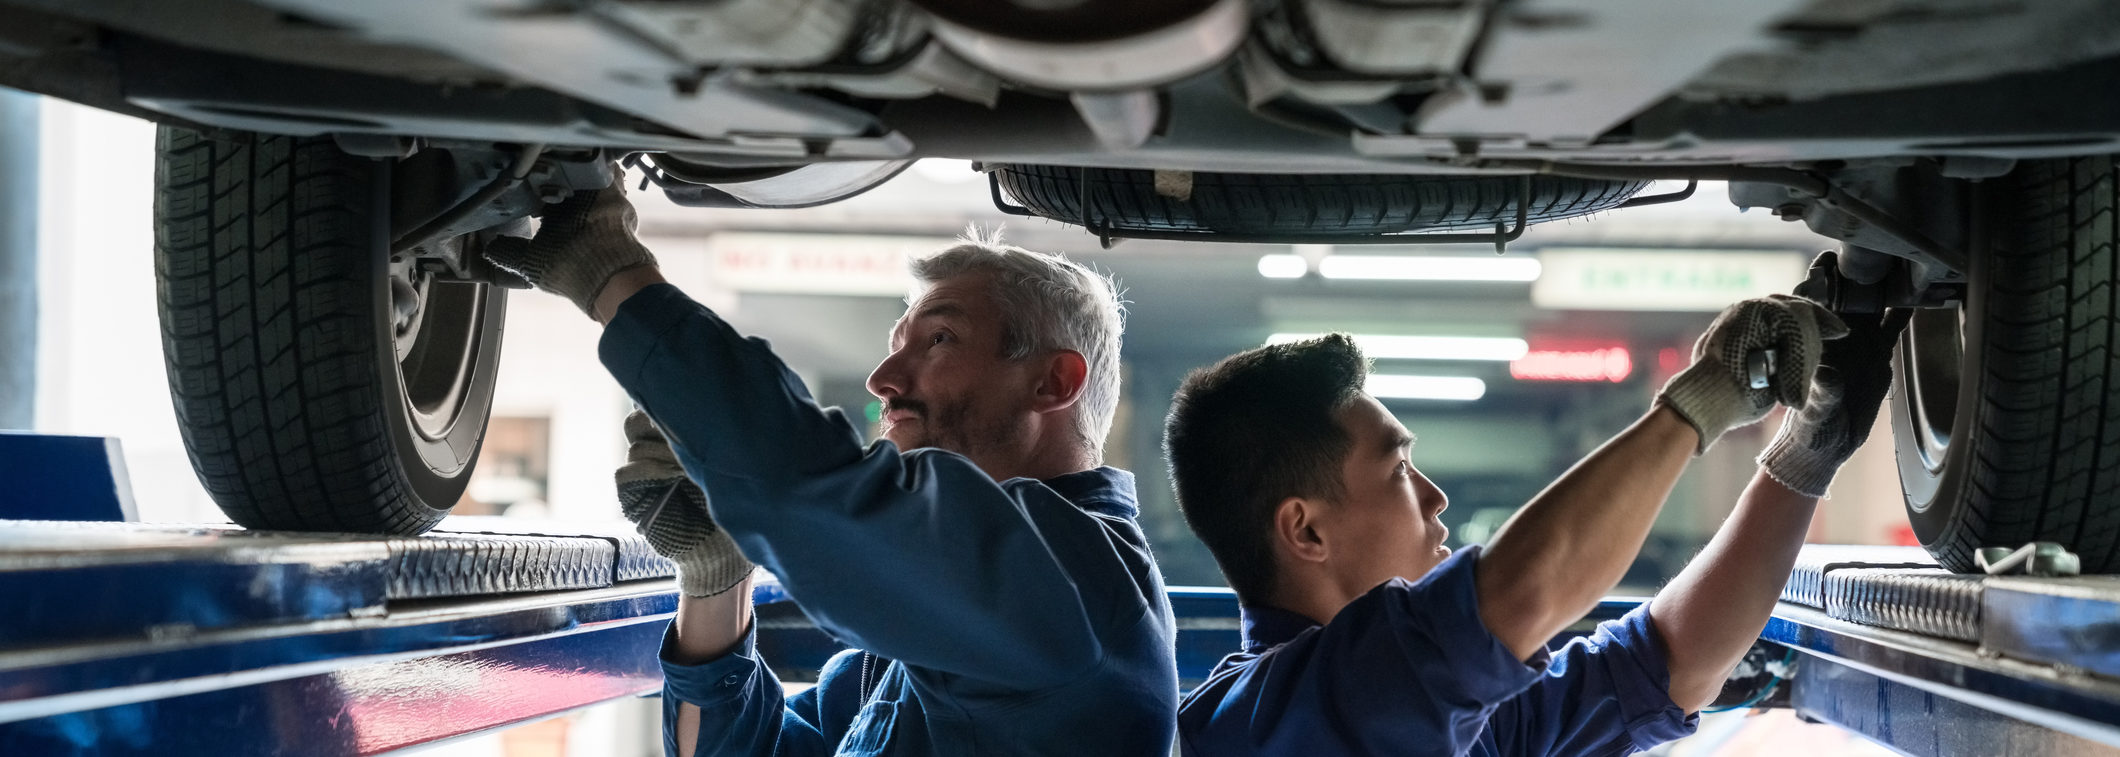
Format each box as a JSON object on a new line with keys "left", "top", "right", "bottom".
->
{"left": 600, "top": 284, "right": 1179, "bottom": 756}
{"left": 1179, "top": 546, "right": 1696, "bottom": 757}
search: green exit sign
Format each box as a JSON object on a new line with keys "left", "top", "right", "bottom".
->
{"left": 1531, "top": 248, "right": 1809, "bottom": 312}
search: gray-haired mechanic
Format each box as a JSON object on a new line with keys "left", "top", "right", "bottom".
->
{"left": 487, "top": 181, "right": 1178, "bottom": 756}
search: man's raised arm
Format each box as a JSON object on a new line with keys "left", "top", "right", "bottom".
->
{"left": 1475, "top": 295, "right": 1847, "bottom": 661}
{"left": 485, "top": 183, "right": 1114, "bottom": 691}
{"left": 1652, "top": 303, "right": 1909, "bottom": 711}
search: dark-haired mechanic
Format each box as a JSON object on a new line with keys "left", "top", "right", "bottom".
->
{"left": 1166, "top": 289, "right": 1901, "bottom": 756}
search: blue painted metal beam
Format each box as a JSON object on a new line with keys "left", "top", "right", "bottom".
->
{"left": 2, "top": 518, "right": 685, "bottom": 755}
{"left": 3, "top": 584, "right": 677, "bottom": 755}
{"left": 27, "top": 532, "right": 2120, "bottom": 756}
{"left": 1789, "top": 653, "right": 2117, "bottom": 757}
{"left": 6, "top": 613, "right": 670, "bottom": 756}
{"left": 1766, "top": 591, "right": 2120, "bottom": 753}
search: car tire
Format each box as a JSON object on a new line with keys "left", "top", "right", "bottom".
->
{"left": 1893, "top": 155, "right": 2120, "bottom": 573}
{"left": 154, "top": 126, "right": 505, "bottom": 535}
{"left": 989, "top": 164, "right": 1649, "bottom": 238}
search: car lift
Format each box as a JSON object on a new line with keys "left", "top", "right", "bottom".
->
{"left": 7, "top": 477, "right": 2120, "bottom": 754}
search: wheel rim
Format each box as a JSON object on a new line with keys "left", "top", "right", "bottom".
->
{"left": 389, "top": 243, "right": 489, "bottom": 449}
{"left": 1902, "top": 305, "right": 1965, "bottom": 486}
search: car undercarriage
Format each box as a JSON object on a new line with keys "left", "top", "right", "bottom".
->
{"left": 2, "top": 0, "right": 2118, "bottom": 574}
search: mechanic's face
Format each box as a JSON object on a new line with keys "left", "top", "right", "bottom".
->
{"left": 867, "top": 273, "right": 1039, "bottom": 464}
{"left": 1327, "top": 394, "right": 1452, "bottom": 589}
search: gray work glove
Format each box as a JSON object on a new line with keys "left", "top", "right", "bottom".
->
{"left": 1759, "top": 255, "right": 1914, "bottom": 496}
{"left": 484, "top": 176, "right": 657, "bottom": 319}
{"left": 1658, "top": 294, "right": 1850, "bottom": 454}
{"left": 617, "top": 409, "right": 753, "bottom": 598}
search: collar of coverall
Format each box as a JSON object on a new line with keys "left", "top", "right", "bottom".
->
{"left": 1236, "top": 603, "right": 1323, "bottom": 654}
{"left": 1035, "top": 466, "right": 1139, "bottom": 520}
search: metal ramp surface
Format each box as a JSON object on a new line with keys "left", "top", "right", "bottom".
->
{"left": 1767, "top": 544, "right": 2120, "bottom": 755}
{"left": 1, "top": 516, "right": 682, "bottom": 755}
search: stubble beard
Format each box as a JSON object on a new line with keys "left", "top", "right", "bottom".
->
{"left": 895, "top": 397, "right": 1026, "bottom": 465}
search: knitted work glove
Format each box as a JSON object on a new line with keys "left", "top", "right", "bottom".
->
{"left": 616, "top": 409, "right": 752, "bottom": 598}
{"left": 1659, "top": 294, "right": 1850, "bottom": 454}
{"left": 1759, "top": 266, "right": 1913, "bottom": 495}
{"left": 484, "top": 176, "right": 656, "bottom": 319}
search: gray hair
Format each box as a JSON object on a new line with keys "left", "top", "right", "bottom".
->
{"left": 909, "top": 228, "right": 1126, "bottom": 455}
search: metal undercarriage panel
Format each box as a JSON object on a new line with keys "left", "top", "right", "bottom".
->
{"left": 2, "top": 0, "right": 2118, "bottom": 174}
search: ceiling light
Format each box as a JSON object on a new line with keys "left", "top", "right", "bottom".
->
{"left": 1323, "top": 255, "right": 1541, "bottom": 281}
{"left": 1367, "top": 374, "right": 1487, "bottom": 401}
{"left": 1256, "top": 254, "right": 1541, "bottom": 282}
{"left": 1267, "top": 333, "right": 1528, "bottom": 362}
{"left": 1257, "top": 254, "right": 1309, "bottom": 279}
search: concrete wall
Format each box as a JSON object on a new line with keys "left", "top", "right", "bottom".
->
{"left": 0, "top": 90, "right": 36, "bottom": 429}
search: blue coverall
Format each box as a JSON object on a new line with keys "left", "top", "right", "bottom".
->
{"left": 600, "top": 284, "right": 1180, "bottom": 756}
{"left": 1180, "top": 546, "right": 1698, "bottom": 757}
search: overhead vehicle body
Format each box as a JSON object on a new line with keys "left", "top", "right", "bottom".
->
{"left": 1, "top": 0, "right": 2116, "bottom": 573}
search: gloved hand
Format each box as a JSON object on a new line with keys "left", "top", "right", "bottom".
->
{"left": 616, "top": 409, "right": 753, "bottom": 598}
{"left": 1658, "top": 294, "right": 1850, "bottom": 453}
{"left": 484, "top": 175, "right": 657, "bottom": 319}
{"left": 1759, "top": 254, "right": 1914, "bottom": 496}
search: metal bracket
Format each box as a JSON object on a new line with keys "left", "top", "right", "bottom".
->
{"left": 1978, "top": 542, "right": 2082, "bottom": 577}
{"left": 1614, "top": 180, "right": 1696, "bottom": 209}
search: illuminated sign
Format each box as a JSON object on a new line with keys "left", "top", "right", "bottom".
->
{"left": 1510, "top": 348, "right": 1633, "bottom": 383}
{"left": 1530, "top": 248, "right": 1807, "bottom": 312}
{"left": 705, "top": 232, "right": 954, "bottom": 296}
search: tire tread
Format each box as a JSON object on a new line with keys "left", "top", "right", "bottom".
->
{"left": 155, "top": 127, "right": 447, "bottom": 534}
{"left": 1918, "top": 156, "right": 2120, "bottom": 572}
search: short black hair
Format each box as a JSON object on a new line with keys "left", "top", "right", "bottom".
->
{"left": 1163, "top": 334, "right": 1369, "bottom": 606}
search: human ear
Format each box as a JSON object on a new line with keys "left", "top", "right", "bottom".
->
{"left": 1273, "top": 497, "right": 1329, "bottom": 565}
{"left": 1031, "top": 350, "right": 1089, "bottom": 413}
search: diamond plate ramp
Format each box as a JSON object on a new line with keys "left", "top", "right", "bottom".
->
{"left": 384, "top": 532, "right": 614, "bottom": 600}
{"left": 431, "top": 516, "right": 677, "bottom": 584}
{"left": 1823, "top": 567, "right": 1985, "bottom": 642}
{"left": 1783, "top": 545, "right": 1938, "bottom": 608}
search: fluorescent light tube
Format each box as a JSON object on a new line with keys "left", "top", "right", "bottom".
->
{"left": 1322, "top": 255, "right": 1541, "bottom": 281}
{"left": 1267, "top": 333, "right": 1529, "bottom": 362}
{"left": 1257, "top": 254, "right": 1540, "bottom": 282}
{"left": 1366, "top": 374, "right": 1487, "bottom": 401}
{"left": 1257, "top": 254, "right": 1309, "bottom": 278}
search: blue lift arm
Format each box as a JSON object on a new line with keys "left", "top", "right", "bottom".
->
{"left": 8, "top": 520, "right": 2120, "bottom": 756}
{"left": 1765, "top": 545, "right": 2120, "bottom": 755}
{"left": 1, "top": 518, "right": 685, "bottom": 755}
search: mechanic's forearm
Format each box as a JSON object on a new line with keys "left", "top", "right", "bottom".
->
{"left": 1649, "top": 469, "right": 1816, "bottom": 712}
{"left": 671, "top": 576, "right": 755, "bottom": 665}
{"left": 1476, "top": 406, "right": 1696, "bottom": 661}
{"left": 669, "top": 576, "right": 754, "bottom": 757}
{"left": 595, "top": 265, "right": 669, "bottom": 324}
